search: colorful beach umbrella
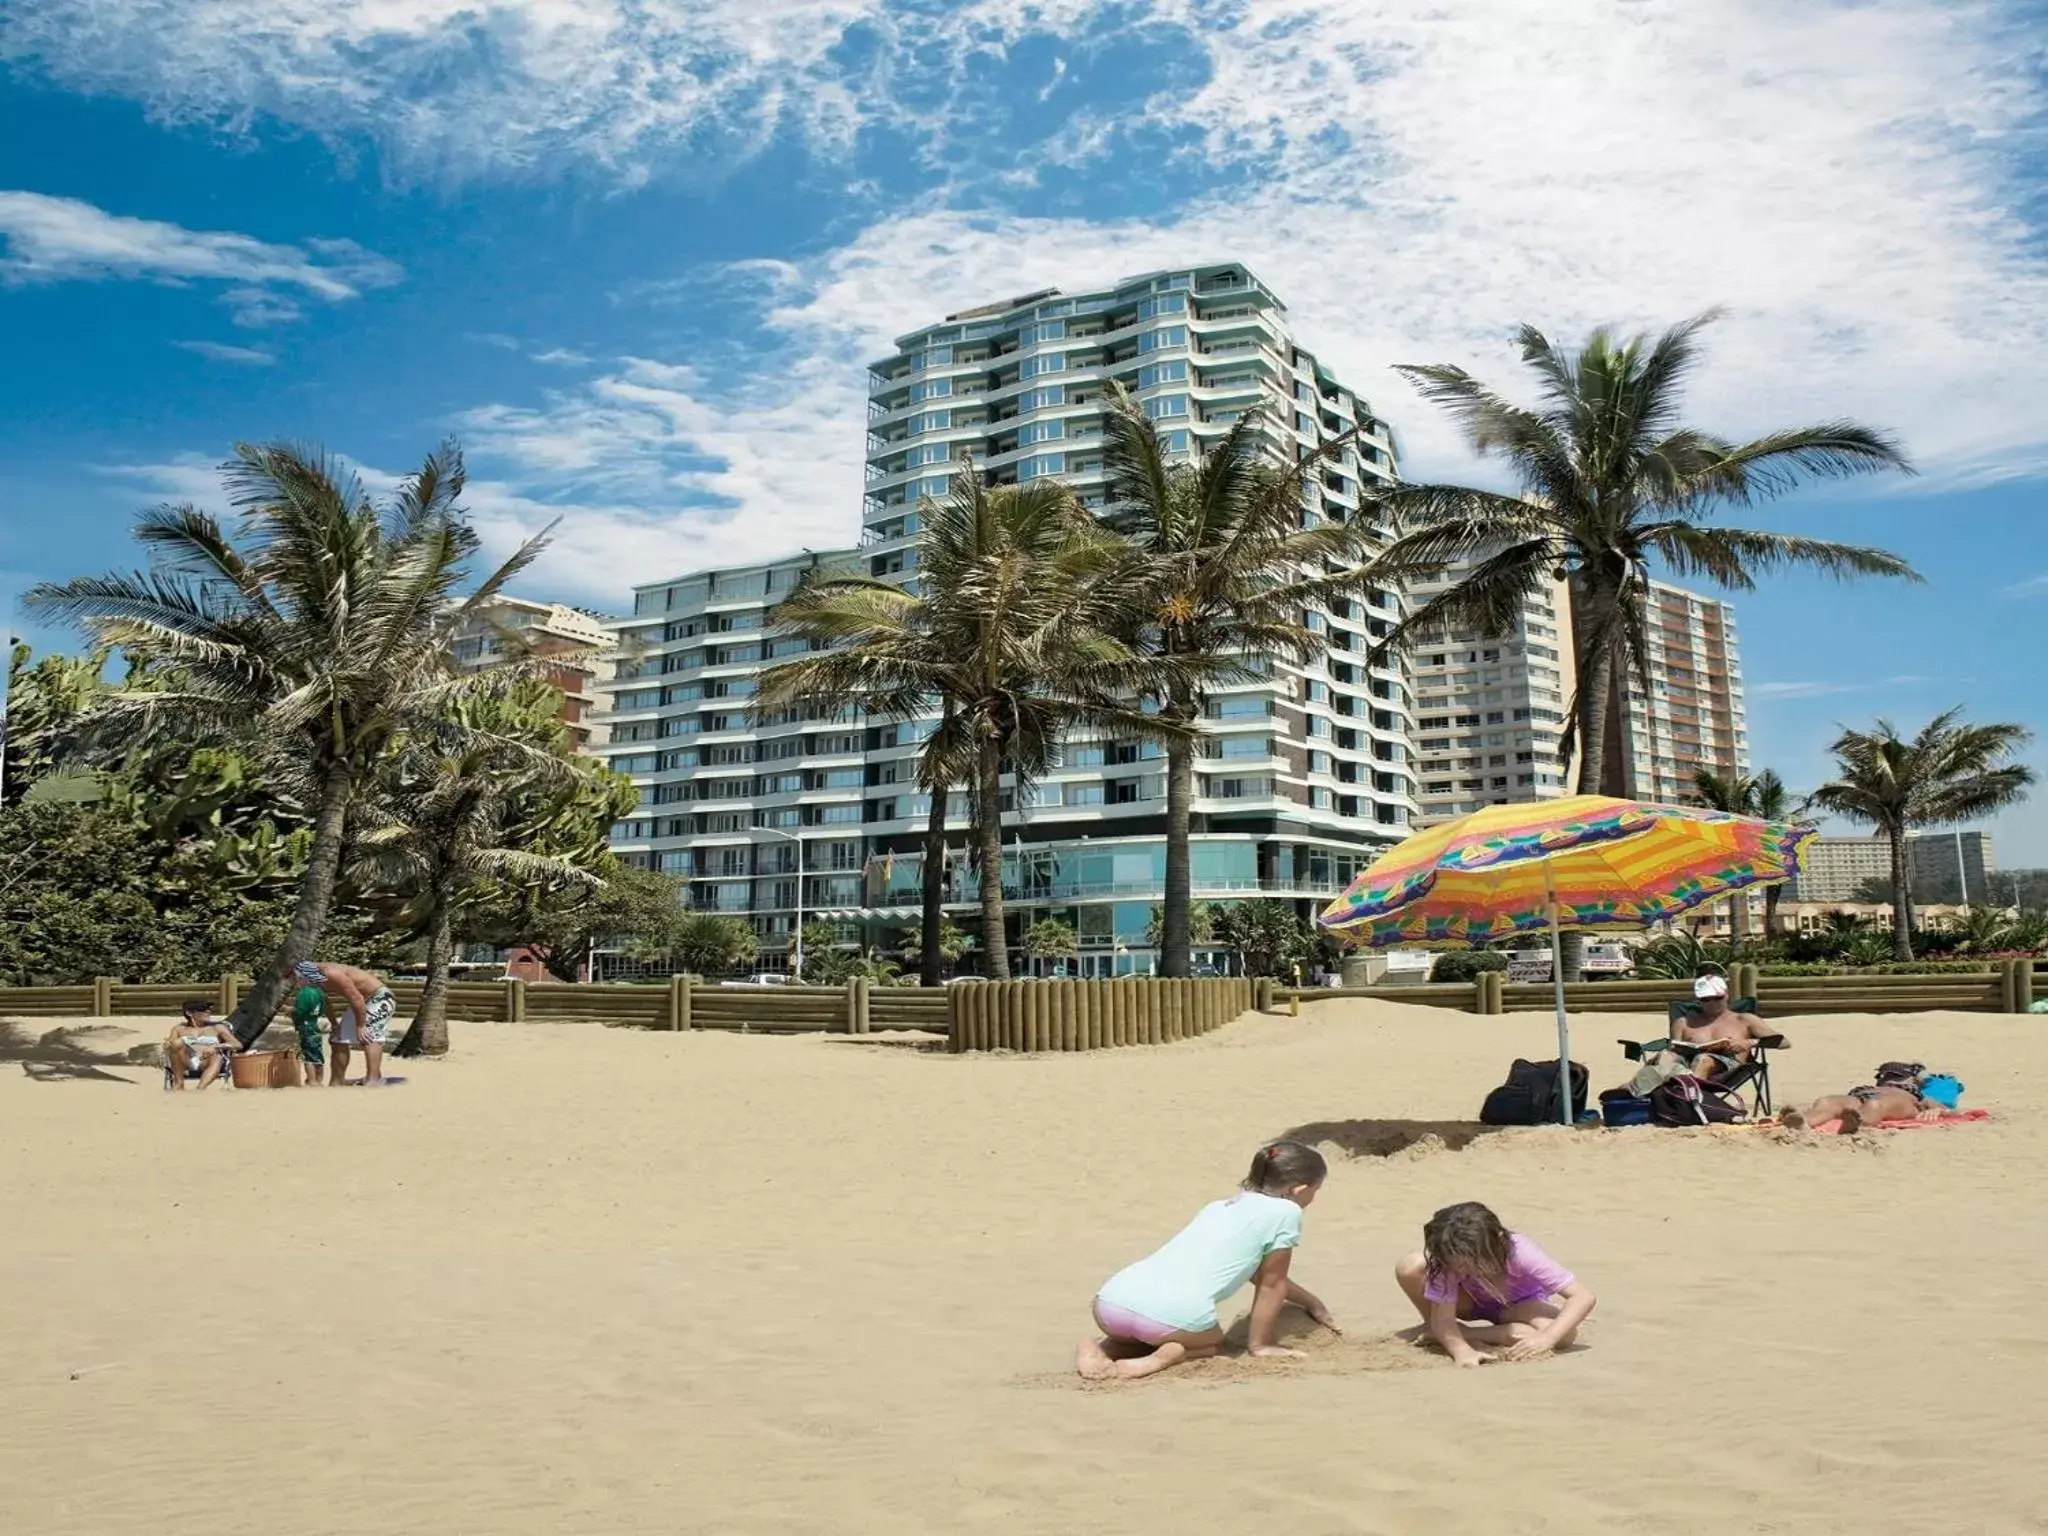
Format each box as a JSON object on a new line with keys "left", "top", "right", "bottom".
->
{"left": 1318, "top": 795, "right": 1815, "bottom": 1123}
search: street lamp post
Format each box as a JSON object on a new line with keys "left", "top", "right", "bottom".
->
{"left": 757, "top": 827, "right": 805, "bottom": 979}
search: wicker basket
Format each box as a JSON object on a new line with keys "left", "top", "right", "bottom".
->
{"left": 230, "top": 1050, "right": 292, "bottom": 1089}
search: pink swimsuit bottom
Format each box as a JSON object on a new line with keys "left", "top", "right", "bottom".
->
{"left": 1093, "top": 1296, "right": 1180, "bottom": 1345}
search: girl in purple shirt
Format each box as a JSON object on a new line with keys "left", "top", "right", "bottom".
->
{"left": 1393, "top": 1202, "right": 1596, "bottom": 1366}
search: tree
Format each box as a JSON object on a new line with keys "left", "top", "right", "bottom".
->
{"left": 897, "top": 916, "right": 970, "bottom": 972}
{"left": 667, "top": 913, "right": 760, "bottom": 976}
{"left": 1145, "top": 900, "right": 1215, "bottom": 952}
{"left": 1098, "top": 386, "right": 1382, "bottom": 977}
{"left": 1215, "top": 900, "right": 1313, "bottom": 979}
{"left": 507, "top": 863, "right": 691, "bottom": 982}
{"left": 26, "top": 441, "right": 552, "bottom": 1043}
{"left": 1022, "top": 917, "right": 1078, "bottom": 966}
{"left": 761, "top": 472, "right": 1177, "bottom": 980}
{"left": 1808, "top": 710, "right": 2035, "bottom": 960}
{"left": 1364, "top": 315, "right": 1917, "bottom": 803}
{"left": 1688, "top": 766, "right": 1801, "bottom": 946}
{"left": 354, "top": 684, "right": 612, "bottom": 1057}
{"left": 3, "top": 643, "right": 110, "bottom": 804}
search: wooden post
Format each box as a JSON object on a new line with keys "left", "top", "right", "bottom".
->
{"left": 1256, "top": 976, "right": 1274, "bottom": 1014}
{"left": 505, "top": 977, "right": 527, "bottom": 1023}
{"left": 1079, "top": 979, "right": 1099, "bottom": 1050}
{"left": 219, "top": 973, "right": 237, "bottom": 1014}
{"left": 2017, "top": 959, "right": 2036, "bottom": 1014}
{"left": 93, "top": 976, "right": 113, "bottom": 1017}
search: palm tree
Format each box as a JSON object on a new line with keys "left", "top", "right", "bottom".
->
{"left": 1807, "top": 709, "right": 2035, "bottom": 959}
{"left": 25, "top": 441, "right": 548, "bottom": 1041}
{"left": 1688, "top": 766, "right": 1800, "bottom": 944}
{"left": 759, "top": 472, "right": 1178, "bottom": 980}
{"left": 1097, "top": 386, "right": 1385, "bottom": 976}
{"left": 355, "top": 683, "right": 616, "bottom": 1056}
{"left": 1365, "top": 314, "right": 1919, "bottom": 799}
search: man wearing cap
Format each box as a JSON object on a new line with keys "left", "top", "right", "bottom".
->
{"left": 1669, "top": 973, "right": 1779, "bottom": 1079}
{"left": 293, "top": 960, "right": 396, "bottom": 1086}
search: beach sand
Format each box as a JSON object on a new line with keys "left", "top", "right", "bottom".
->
{"left": 3, "top": 999, "right": 2043, "bottom": 1535}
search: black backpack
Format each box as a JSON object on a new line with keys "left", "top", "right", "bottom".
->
{"left": 1480, "top": 1058, "right": 1589, "bottom": 1126}
{"left": 1649, "top": 1073, "right": 1746, "bottom": 1127}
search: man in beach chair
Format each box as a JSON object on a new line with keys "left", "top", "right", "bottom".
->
{"left": 1618, "top": 974, "right": 1787, "bottom": 1115}
{"left": 163, "top": 999, "right": 238, "bottom": 1090}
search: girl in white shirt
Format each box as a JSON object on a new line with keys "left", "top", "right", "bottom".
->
{"left": 1077, "top": 1140, "right": 1337, "bottom": 1381}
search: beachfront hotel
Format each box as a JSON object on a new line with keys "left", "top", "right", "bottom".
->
{"left": 450, "top": 595, "right": 618, "bottom": 754}
{"left": 1593, "top": 577, "right": 1750, "bottom": 804}
{"left": 1404, "top": 560, "right": 1578, "bottom": 828}
{"left": 596, "top": 262, "right": 1416, "bottom": 972}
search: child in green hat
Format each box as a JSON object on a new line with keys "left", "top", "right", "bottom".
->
{"left": 292, "top": 984, "right": 329, "bottom": 1086}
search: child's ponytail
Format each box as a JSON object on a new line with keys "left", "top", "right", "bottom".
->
{"left": 1242, "top": 1139, "right": 1327, "bottom": 1194}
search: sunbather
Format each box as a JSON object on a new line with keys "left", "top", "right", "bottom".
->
{"left": 1780, "top": 1063, "right": 1951, "bottom": 1132}
{"left": 165, "top": 999, "right": 237, "bottom": 1090}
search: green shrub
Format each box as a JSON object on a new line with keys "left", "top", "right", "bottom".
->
{"left": 1429, "top": 950, "right": 1509, "bottom": 983}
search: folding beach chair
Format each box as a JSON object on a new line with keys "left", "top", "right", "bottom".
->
{"left": 161, "top": 1039, "right": 237, "bottom": 1091}
{"left": 1617, "top": 997, "right": 1784, "bottom": 1118}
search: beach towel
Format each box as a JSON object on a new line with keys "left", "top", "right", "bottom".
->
{"left": 1808, "top": 1109, "right": 1990, "bottom": 1135}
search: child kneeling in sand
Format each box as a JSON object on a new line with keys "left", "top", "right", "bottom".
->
{"left": 1078, "top": 1140, "right": 1337, "bottom": 1382}
{"left": 1395, "top": 1201, "right": 1596, "bottom": 1366}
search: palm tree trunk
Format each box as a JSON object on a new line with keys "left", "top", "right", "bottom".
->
{"left": 1160, "top": 713, "right": 1194, "bottom": 979}
{"left": 1764, "top": 883, "right": 1782, "bottom": 943}
{"left": 395, "top": 899, "right": 454, "bottom": 1058}
{"left": 975, "top": 737, "right": 1010, "bottom": 980}
{"left": 1889, "top": 824, "right": 1915, "bottom": 960}
{"left": 229, "top": 759, "right": 352, "bottom": 1045}
{"left": 919, "top": 776, "right": 948, "bottom": 987}
{"left": 1573, "top": 624, "right": 1616, "bottom": 796}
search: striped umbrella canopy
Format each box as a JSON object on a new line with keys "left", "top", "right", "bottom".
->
{"left": 1319, "top": 795, "right": 1815, "bottom": 948}
{"left": 1318, "top": 795, "right": 1814, "bottom": 1125}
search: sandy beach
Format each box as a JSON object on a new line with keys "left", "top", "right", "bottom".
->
{"left": 3, "top": 998, "right": 2043, "bottom": 1536}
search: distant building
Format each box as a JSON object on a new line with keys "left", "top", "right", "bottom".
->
{"left": 1788, "top": 829, "right": 1997, "bottom": 904}
{"left": 1406, "top": 560, "right": 1577, "bottom": 827}
{"left": 451, "top": 596, "right": 618, "bottom": 753}
{"left": 1574, "top": 576, "right": 1749, "bottom": 803}
{"left": 1908, "top": 829, "right": 1996, "bottom": 903}
{"left": 1786, "top": 836, "right": 1894, "bottom": 903}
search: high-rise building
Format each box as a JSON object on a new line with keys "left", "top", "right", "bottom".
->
{"left": 599, "top": 262, "right": 1415, "bottom": 973}
{"left": 1574, "top": 576, "right": 1749, "bottom": 802}
{"left": 1405, "top": 562, "right": 1577, "bottom": 826}
{"left": 1785, "top": 830, "right": 1997, "bottom": 905}
{"left": 450, "top": 596, "right": 618, "bottom": 752}
{"left": 1783, "top": 835, "right": 1893, "bottom": 903}
{"left": 1908, "top": 828, "right": 1996, "bottom": 903}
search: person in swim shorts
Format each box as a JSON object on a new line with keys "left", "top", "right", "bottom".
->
{"left": 1078, "top": 1140, "right": 1338, "bottom": 1382}
{"left": 294, "top": 960, "right": 395, "bottom": 1085}
{"left": 1630, "top": 973, "right": 1782, "bottom": 1092}
{"left": 291, "top": 984, "right": 329, "bottom": 1087}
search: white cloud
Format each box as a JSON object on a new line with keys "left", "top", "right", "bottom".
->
{"left": 171, "top": 339, "right": 275, "bottom": 365}
{"left": 0, "top": 191, "right": 400, "bottom": 326}
{"left": 1749, "top": 681, "right": 1868, "bottom": 701}
{"left": 532, "top": 347, "right": 592, "bottom": 367}
{"left": 2005, "top": 571, "right": 2048, "bottom": 598}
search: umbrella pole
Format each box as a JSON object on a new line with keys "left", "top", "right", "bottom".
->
{"left": 1544, "top": 861, "right": 1572, "bottom": 1125}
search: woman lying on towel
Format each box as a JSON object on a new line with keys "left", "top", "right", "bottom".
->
{"left": 1779, "top": 1062, "right": 1962, "bottom": 1133}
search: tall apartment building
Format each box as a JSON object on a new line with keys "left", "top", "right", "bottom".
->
{"left": 599, "top": 262, "right": 1414, "bottom": 973}
{"left": 1789, "top": 829, "right": 1998, "bottom": 903}
{"left": 1574, "top": 576, "right": 1749, "bottom": 802}
{"left": 1405, "top": 562, "right": 1577, "bottom": 826}
{"left": 451, "top": 596, "right": 617, "bottom": 752}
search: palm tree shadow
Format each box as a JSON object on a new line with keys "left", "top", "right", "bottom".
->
{"left": 0, "top": 1021, "right": 158, "bottom": 1084}
{"left": 1280, "top": 1118, "right": 1513, "bottom": 1158}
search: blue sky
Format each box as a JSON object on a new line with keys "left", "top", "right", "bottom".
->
{"left": 2, "top": 0, "right": 2045, "bottom": 861}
